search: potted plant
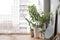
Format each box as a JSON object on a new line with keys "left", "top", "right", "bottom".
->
{"left": 27, "top": 4, "right": 42, "bottom": 38}
{"left": 24, "top": 18, "right": 34, "bottom": 37}
{"left": 24, "top": 4, "right": 51, "bottom": 39}
{"left": 39, "top": 12, "right": 51, "bottom": 39}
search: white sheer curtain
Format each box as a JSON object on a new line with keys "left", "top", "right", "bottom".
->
{"left": 0, "top": 0, "right": 19, "bottom": 33}
{"left": 0, "top": 0, "right": 19, "bottom": 26}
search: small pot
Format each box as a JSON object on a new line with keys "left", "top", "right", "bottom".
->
{"left": 34, "top": 27, "right": 40, "bottom": 38}
{"left": 39, "top": 32, "right": 44, "bottom": 39}
{"left": 30, "top": 29, "right": 34, "bottom": 37}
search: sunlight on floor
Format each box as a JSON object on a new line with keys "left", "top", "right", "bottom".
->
{"left": 0, "top": 35, "right": 43, "bottom": 40}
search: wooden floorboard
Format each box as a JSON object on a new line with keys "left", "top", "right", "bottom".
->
{"left": 0, "top": 35, "right": 43, "bottom": 40}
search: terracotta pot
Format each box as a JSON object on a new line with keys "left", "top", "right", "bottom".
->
{"left": 30, "top": 29, "right": 34, "bottom": 37}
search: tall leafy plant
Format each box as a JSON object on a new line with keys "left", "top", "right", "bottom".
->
{"left": 39, "top": 12, "right": 51, "bottom": 34}
{"left": 28, "top": 5, "right": 40, "bottom": 22}
{"left": 24, "top": 4, "right": 51, "bottom": 29}
{"left": 42, "top": 12, "right": 51, "bottom": 28}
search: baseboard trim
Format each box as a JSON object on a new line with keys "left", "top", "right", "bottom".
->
{"left": 0, "top": 33, "right": 30, "bottom": 35}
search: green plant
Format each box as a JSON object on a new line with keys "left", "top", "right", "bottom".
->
{"left": 40, "top": 12, "right": 51, "bottom": 28}
{"left": 26, "top": 4, "right": 51, "bottom": 28}
{"left": 39, "top": 12, "right": 51, "bottom": 34}
{"left": 24, "top": 5, "right": 51, "bottom": 31}
{"left": 27, "top": 4, "right": 42, "bottom": 28}
{"left": 28, "top": 4, "right": 40, "bottom": 22}
{"left": 24, "top": 5, "right": 51, "bottom": 36}
{"left": 24, "top": 18, "right": 36, "bottom": 27}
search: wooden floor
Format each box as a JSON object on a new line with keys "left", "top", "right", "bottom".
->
{"left": 0, "top": 35, "right": 43, "bottom": 40}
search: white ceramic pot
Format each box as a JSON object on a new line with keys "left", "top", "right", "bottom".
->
{"left": 34, "top": 27, "right": 39, "bottom": 38}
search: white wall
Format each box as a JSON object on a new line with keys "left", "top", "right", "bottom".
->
{"left": 51, "top": 0, "right": 60, "bottom": 32}
{"left": 51, "top": 0, "right": 59, "bottom": 13}
{"left": 28, "top": 0, "right": 44, "bottom": 13}
{"left": 0, "top": 0, "right": 19, "bottom": 26}
{"left": 39, "top": 0, "right": 44, "bottom": 13}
